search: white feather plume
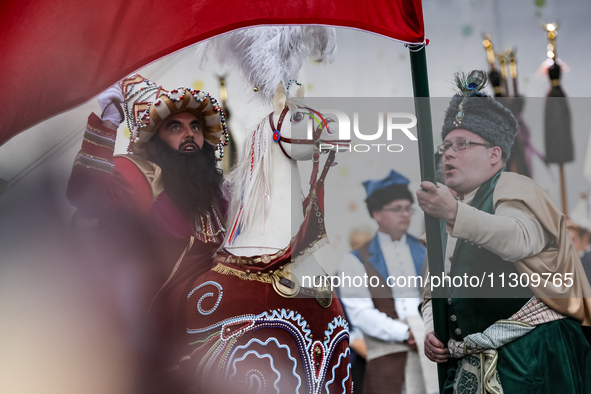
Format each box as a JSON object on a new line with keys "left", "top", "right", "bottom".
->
{"left": 196, "top": 26, "right": 337, "bottom": 103}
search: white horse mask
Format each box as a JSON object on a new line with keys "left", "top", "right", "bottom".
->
{"left": 269, "top": 83, "right": 347, "bottom": 162}
{"left": 222, "top": 83, "right": 349, "bottom": 260}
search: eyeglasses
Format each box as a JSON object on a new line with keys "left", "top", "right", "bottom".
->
{"left": 437, "top": 140, "right": 491, "bottom": 155}
{"left": 380, "top": 207, "right": 415, "bottom": 214}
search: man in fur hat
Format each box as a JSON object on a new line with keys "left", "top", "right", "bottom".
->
{"left": 417, "top": 71, "right": 591, "bottom": 393}
{"left": 66, "top": 74, "right": 230, "bottom": 390}
{"left": 339, "top": 170, "right": 426, "bottom": 394}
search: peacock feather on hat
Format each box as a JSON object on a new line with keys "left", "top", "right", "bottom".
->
{"left": 452, "top": 70, "right": 489, "bottom": 97}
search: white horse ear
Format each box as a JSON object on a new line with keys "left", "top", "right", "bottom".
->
{"left": 296, "top": 84, "right": 305, "bottom": 98}
{"left": 273, "top": 82, "right": 286, "bottom": 115}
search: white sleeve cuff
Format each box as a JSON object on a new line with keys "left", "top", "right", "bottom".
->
{"left": 389, "top": 321, "right": 410, "bottom": 343}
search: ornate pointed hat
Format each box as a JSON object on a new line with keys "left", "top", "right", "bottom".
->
{"left": 121, "top": 74, "right": 229, "bottom": 159}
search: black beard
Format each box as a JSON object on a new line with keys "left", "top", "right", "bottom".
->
{"left": 147, "top": 136, "right": 223, "bottom": 218}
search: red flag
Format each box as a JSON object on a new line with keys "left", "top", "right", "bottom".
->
{"left": 0, "top": 0, "right": 424, "bottom": 146}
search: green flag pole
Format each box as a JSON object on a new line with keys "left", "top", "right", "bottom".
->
{"left": 408, "top": 44, "right": 449, "bottom": 392}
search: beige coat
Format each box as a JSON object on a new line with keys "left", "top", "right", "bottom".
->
{"left": 495, "top": 172, "right": 591, "bottom": 326}
{"left": 421, "top": 172, "right": 591, "bottom": 330}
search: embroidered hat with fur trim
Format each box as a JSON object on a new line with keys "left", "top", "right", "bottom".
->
{"left": 121, "top": 74, "right": 229, "bottom": 159}
{"left": 441, "top": 70, "right": 518, "bottom": 160}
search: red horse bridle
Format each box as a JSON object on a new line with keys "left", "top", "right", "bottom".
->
{"left": 268, "top": 106, "right": 349, "bottom": 160}
{"left": 268, "top": 105, "right": 350, "bottom": 189}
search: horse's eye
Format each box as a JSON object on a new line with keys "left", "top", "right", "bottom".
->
{"left": 292, "top": 112, "right": 304, "bottom": 122}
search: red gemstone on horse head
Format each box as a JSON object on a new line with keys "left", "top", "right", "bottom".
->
{"left": 273, "top": 131, "right": 280, "bottom": 142}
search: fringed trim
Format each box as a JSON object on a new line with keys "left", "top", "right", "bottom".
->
{"left": 292, "top": 235, "right": 329, "bottom": 267}
{"left": 214, "top": 246, "right": 288, "bottom": 266}
{"left": 212, "top": 234, "right": 329, "bottom": 282}
{"left": 212, "top": 262, "right": 293, "bottom": 284}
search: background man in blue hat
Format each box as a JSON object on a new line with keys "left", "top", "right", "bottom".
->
{"left": 339, "top": 170, "right": 426, "bottom": 394}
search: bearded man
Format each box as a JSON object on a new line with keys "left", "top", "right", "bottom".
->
{"left": 417, "top": 71, "right": 591, "bottom": 394}
{"left": 67, "top": 74, "right": 230, "bottom": 390}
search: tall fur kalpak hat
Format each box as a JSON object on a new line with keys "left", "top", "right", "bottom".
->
{"left": 441, "top": 70, "right": 518, "bottom": 160}
{"left": 121, "top": 74, "right": 229, "bottom": 159}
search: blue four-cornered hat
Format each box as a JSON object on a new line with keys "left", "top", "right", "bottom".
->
{"left": 362, "top": 170, "right": 410, "bottom": 198}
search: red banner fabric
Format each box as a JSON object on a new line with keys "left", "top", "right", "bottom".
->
{"left": 0, "top": 0, "right": 424, "bottom": 145}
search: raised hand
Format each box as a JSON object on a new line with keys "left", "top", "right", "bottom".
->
{"left": 98, "top": 84, "right": 125, "bottom": 129}
{"left": 416, "top": 181, "right": 458, "bottom": 226}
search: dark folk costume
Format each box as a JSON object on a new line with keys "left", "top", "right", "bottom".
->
{"left": 422, "top": 71, "right": 591, "bottom": 394}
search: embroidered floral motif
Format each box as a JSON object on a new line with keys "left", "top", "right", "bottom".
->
{"left": 457, "top": 369, "right": 478, "bottom": 394}
{"left": 186, "top": 308, "right": 350, "bottom": 393}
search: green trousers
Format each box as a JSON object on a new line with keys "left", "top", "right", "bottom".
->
{"left": 443, "top": 319, "right": 591, "bottom": 393}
